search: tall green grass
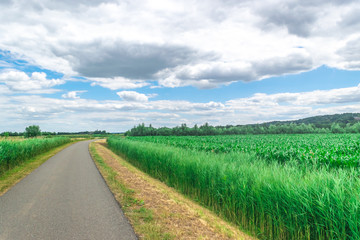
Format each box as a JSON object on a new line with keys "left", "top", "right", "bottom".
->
{"left": 0, "top": 137, "right": 70, "bottom": 174}
{"left": 108, "top": 136, "right": 360, "bottom": 240}
{"left": 125, "top": 134, "right": 360, "bottom": 168}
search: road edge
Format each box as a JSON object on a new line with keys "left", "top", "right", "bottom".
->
{"left": 88, "top": 140, "right": 140, "bottom": 239}
{"left": 90, "top": 140, "right": 255, "bottom": 240}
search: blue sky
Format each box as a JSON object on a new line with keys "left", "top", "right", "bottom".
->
{"left": 1, "top": 0, "right": 360, "bottom": 132}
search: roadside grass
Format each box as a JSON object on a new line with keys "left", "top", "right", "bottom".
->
{"left": 107, "top": 137, "right": 360, "bottom": 240}
{"left": 89, "top": 142, "right": 174, "bottom": 240}
{"left": 90, "top": 140, "right": 253, "bottom": 240}
{"left": 0, "top": 140, "right": 77, "bottom": 196}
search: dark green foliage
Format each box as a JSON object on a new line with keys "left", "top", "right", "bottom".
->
{"left": 57, "top": 130, "right": 108, "bottom": 135}
{"left": 0, "top": 137, "right": 70, "bottom": 174}
{"left": 24, "top": 125, "right": 41, "bottom": 138}
{"left": 108, "top": 135, "right": 360, "bottom": 240}
{"left": 125, "top": 113, "right": 360, "bottom": 136}
{"left": 0, "top": 132, "right": 24, "bottom": 137}
{"left": 126, "top": 122, "right": 323, "bottom": 136}
{"left": 271, "top": 113, "right": 360, "bottom": 128}
{"left": 56, "top": 130, "right": 110, "bottom": 138}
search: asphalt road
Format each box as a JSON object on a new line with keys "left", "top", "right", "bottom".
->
{"left": 0, "top": 140, "right": 137, "bottom": 240}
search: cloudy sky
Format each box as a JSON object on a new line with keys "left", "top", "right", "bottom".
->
{"left": 1, "top": 0, "right": 360, "bottom": 132}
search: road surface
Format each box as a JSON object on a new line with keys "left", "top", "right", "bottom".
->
{"left": 0, "top": 140, "right": 137, "bottom": 240}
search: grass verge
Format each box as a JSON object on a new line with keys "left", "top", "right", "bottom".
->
{"left": 90, "top": 141, "right": 174, "bottom": 240}
{"left": 0, "top": 140, "right": 78, "bottom": 196}
{"left": 90, "top": 140, "right": 254, "bottom": 240}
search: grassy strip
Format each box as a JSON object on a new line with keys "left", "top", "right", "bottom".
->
{"left": 0, "top": 140, "right": 77, "bottom": 196}
{"left": 89, "top": 142, "right": 174, "bottom": 240}
{"left": 108, "top": 137, "right": 360, "bottom": 240}
{"left": 0, "top": 137, "right": 71, "bottom": 174}
{"left": 91, "top": 141, "right": 252, "bottom": 239}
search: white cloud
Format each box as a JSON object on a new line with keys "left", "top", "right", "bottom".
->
{"left": 0, "top": 70, "right": 65, "bottom": 93}
{"left": 117, "top": 91, "right": 150, "bottom": 102}
{"left": 1, "top": 83, "right": 360, "bottom": 132}
{"left": 223, "top": 84, "right": 360, "bottom": 123}
{"left": 156, "top": 53, "right": 313, "bottom": 88}
{"left": 0, "top": 0, "right": 359, "bottom": 88}
{"left": 90, "top": 77, "right": 150, "bottom": 90}
{"left": 0, "top": 60, "right": 12, "bottom": 68}
{"left": 227, "top": 85, "right": 360, "bottom": 107}
{"left": 61, "top": 90, "right": 86, "bottom": 99}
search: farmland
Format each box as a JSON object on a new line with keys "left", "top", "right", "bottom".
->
{"left": 123, "top": 134, "right": 360, "bottom": 168}
{"left": 0, "top": 137, "right": 70, "bottom": 174}
{"left": 108, "top": 134, "right": 360, "bottom": 240}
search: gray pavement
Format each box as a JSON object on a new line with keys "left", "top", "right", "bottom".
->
{"left": 0, "top": 140, "right": 137, "bottom": 240}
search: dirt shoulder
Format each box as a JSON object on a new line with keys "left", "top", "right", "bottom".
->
{"left": 91, "top": 140, "right": 255, "bottom": 240}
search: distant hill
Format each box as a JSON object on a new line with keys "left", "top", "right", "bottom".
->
{"left": 255, "top": 113, "right": 360, "bottom": 128}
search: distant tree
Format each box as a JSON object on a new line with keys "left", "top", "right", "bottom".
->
{"left": 25, "top": 125, "right": 41, "bottom": 138}
{"left": 124, "top": 114, "right": 360, "bottom": 137}
{"left": 330, "top": 123, "right": 344, "bottom": 134}
{"left": 191, "top": 124, "right": 199, "bottom": 135}
{"left": 158, "top": 127, "right": 172, "bottom": 136}
{"left": 350, "top": 122, "right": 360, "bottom": 133}
{"left": 42, "top": 131, "right": 56, "bottom": 136}
{"left": 94, "top": 130, "right": 107, "bottom": 134}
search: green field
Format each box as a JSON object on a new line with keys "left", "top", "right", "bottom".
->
{"left": 108, "top": 134, "right": 360, "bottom": 240}
{"left": 0, "top": 137, "right": 70, "bottom": 174}
{"left": 123, "top": 134, "right": 360, "bottom": 168}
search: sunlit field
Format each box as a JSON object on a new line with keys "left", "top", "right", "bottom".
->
{"left": 108, "top": 134, "right": 360, "bottom": 239}
{"left": 0, "top": 137, "right": 70, "bottom": 174}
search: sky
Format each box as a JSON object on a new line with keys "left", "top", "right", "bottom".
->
{"left": 1, "top": 0, "right": 360, "bottom": 132}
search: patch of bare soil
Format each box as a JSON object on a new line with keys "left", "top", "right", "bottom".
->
{"left": 93, "top": 140, "right": 255, "bottom": 240}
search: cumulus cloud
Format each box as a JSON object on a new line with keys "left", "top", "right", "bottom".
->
{"left": 0, "top": 0, "right": 359, "bottom": 88}
{"left": 58, "top": 41, "right": 207, "bottom": 80}
{"left": 337, "top": 38, "right": 360, "bottom": 70}
{"left": 89, "top": 77, "right": 150, "bottom": 90}
{"left": 255, "top": 1, "right": 318, "bottom": 37}
{"left": 227, "top": 85, "right": 360, "bottom": 107}
{"left": 0, "top": 60, "right": 12, "bottom": 68}
{"left": 0, "top": 70, "right": 64, "bottom": 93}
{"left": 0, "top": 94, "right": 232, "bottom": 131}
{"left": 339, "top": 7, "right": 360, "bottom": 27}
{"left": 61, "top": 90, "right": 86, "bottom": 99}
{"left": 117, "top": 91, "right": 150, "bottom": 102}
{"left": 226, "top": 84, "right": 360, "bottom": 123}
{"left": 2, "top": 82, "right": 360, "bottom": 132}
{"left": 156, "top": 53, "right": 313, "bottom": 88}
{"left": 254, "top": 0, "right": 356, "bottom": 37}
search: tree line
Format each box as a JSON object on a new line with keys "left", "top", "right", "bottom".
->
{"left": 125, "top": 122, "right": 360, "bottom": 136}
{"left": 1, "top": 126, "right": 108, "bottom": 138}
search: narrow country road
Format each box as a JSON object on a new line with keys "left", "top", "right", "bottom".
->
{"left": 0, "top": 140, "right": 137, "bottom": 240}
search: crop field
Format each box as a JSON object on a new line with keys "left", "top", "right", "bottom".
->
{"left": 108, "top": 134, "right": 360, "bottom": 240}
{"left": 0, "top": 136, "right": 25, "bottom": 141}
{"left": 123, "top": 134, "right": 360, "bottom": 168}
{"left": 0, "top": 137, "right": 70, "bottom": 174}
